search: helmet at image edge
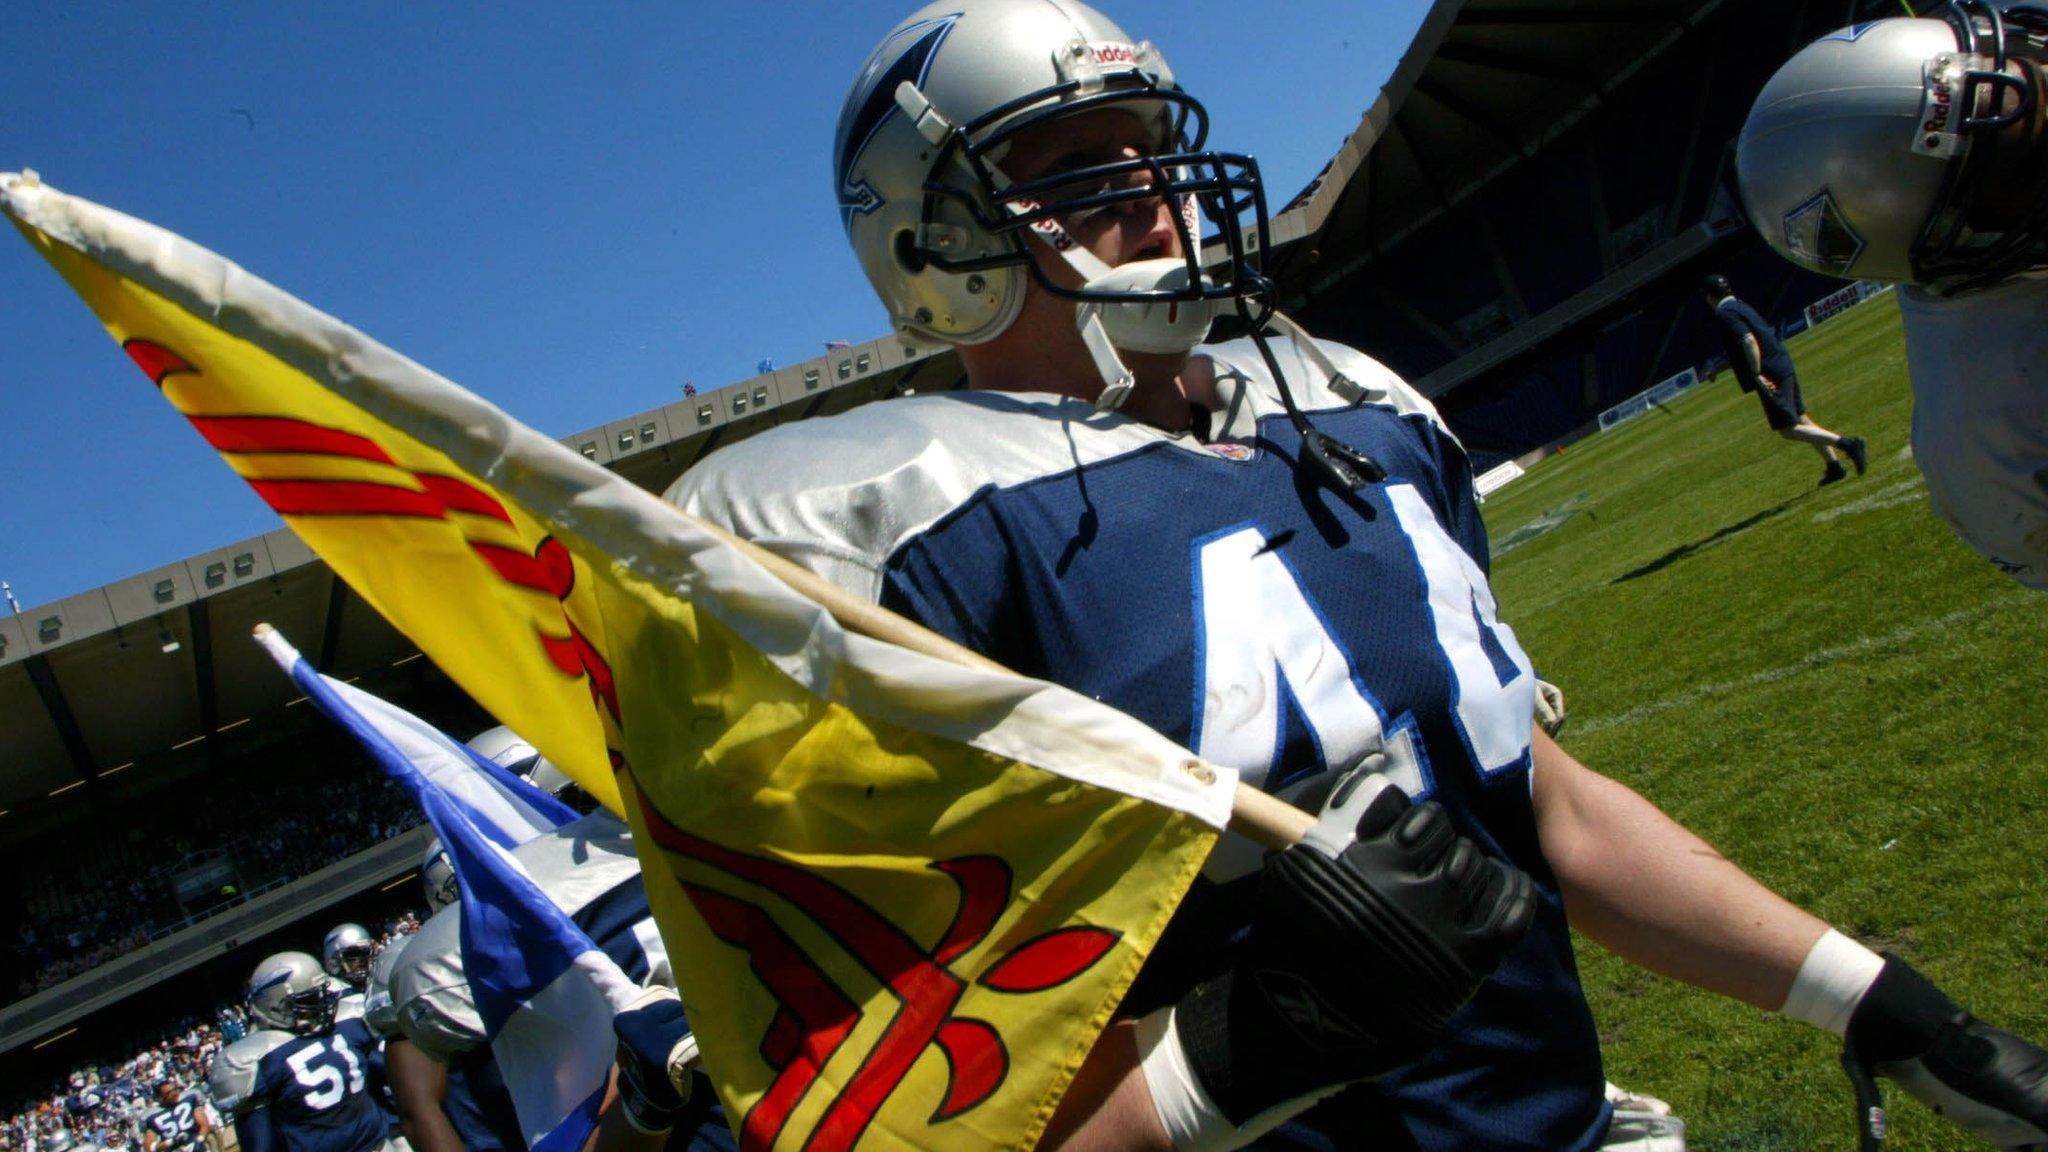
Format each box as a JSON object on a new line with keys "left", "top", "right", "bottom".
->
{"left": 1737, "top": 1, "right": 2048, "bottom": 288}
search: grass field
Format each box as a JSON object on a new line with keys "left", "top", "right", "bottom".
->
{"left": 1480, "top": 294, "right": 2048, "bottom": 1149}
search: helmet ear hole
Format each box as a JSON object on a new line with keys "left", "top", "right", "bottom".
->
{"left": 893, "top": 229, "right": 926, "bottom": 274}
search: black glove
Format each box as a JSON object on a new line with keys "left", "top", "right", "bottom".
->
{"left": 1843, "top": 953, "right": 2048, "bottom": 1150}
{"left": 613, "top": 985, "right": 698, "bottom": 1134}
{"left": 1174, "top": 771, "right": 1536, "bottom": 1125}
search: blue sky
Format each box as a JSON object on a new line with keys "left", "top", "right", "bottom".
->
{"left": 2, "top": 1, "right": 1430, "bottom": 609}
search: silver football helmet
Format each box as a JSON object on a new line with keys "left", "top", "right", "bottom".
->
{"left": 245, "top": 951, "right": 338, "bottom": 1035}
{"left": 421, "top": 840, "right": 459, "bottom": 912}
{"left": 1738, "top": 1, "right": 2048, "bottom": 290}
{"left": 320, "top": 922, "right": 375, "bottom": 986}
{"left": 835, "top": 0, "right": 1272, "bottom": 404}
{"left": 467, "top": 723, "right": 582, "bottom": 803}
{"left": 466, "top": 725, "right": 542, "bottom": 775}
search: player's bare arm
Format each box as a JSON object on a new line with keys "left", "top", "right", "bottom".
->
{"left": 383, "top": 1039, "right": 465, "bottom": 1152}
{"left": 1532, "top": 727, "right": 2048, "bottom": 1144}
{"left": 1738, "top": 334, "right": 1777, "bottom": 392}
{"left": 1529, "top": 727, "right": 1823, "bottom": 1008}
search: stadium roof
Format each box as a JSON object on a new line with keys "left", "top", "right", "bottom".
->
{"left": 1263, "top": 0, "right": 1742, "bottom": 307}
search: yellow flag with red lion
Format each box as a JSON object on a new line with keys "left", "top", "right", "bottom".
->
{"left": 3, "top": 170, "right": 1232, "bottom": 1151}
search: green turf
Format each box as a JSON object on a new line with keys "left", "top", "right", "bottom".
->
{"left": 1480, "top": 293, "right": 2048, "bottom": 1151}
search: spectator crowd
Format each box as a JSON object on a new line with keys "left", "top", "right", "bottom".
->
{"left": 1, "top": 1007, "right": 235, "bottom": 1152}
{"left": 5, "top": 751, "right": 426, "bottom": 1004}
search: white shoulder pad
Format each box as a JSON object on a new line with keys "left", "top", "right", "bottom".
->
{"left": 1201, "top": 335, "right": 1454, "bottom": 441}
{"left": 506, "top": 813, "right": 642, "bottom": 924}
{"left": 392, "top": 814, "right": 645, "bottom": 1062}
{"left": 667, "top": 392, "right": 1171, "bottom": 599}
{"left": 390, "top": 906, "right": 484, "bottom": 1063}
{"left": 362, "top": 932, "right": 414, "bottom": 1038}
{"left": 206, "top": 1030, "right": 293, "bottom": 1115}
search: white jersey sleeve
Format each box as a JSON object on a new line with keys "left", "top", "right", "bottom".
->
{"left": 1899, "top": 278, "right": 2048, "bottom": 589}
{"left": 361, "top": 932, "right": 413, "bottom": 1039}
{"left": 204, "top": 1030, "right": 293, "bottom": 1116}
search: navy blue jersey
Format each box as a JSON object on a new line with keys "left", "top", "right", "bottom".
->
{"left": 1714, "top": 297, "right": 1797, "bottom": 388}
{"left": 673, "top": 336, "right": 1611, "bottom": 1151}
{"left": 143, "top": 1094, "right": 204, "bottom": 1149}
{"left": 244, "top": 1021, "right": 387, "bottom": 1152}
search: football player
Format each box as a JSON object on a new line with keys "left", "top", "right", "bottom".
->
{"left": 419, "top": 843, "right": 459, "bottom": 917}
{"left": 359, "top": 929, "right": 492, "bottom": 1152}
{"left": 408, "top": 721, "right": 570, "bottom": 922}
{"left": 138, "top": 1082, "right": 207, "bottom": 1152}
{"left": 664, "top": 1, "right": 2048, "bottom": 1148}
{"left": 1701, "top": 273, "right": 1869, "bottom": 486}
{"left": 205, "top": 951, "right": 389, "bottom": 1152}
{"left": 1738, "top": 0, "right": 2048, "bottom": 588}
{"left": 367, "top": 925, "right": 517, "bottom": 1152}
{"left": 318, "top": 924, "right": 375, "bottom": 1024}
{"left": 389, "top": 810, "right": 732, "bottom": 1151}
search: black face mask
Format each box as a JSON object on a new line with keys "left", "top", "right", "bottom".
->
{"left": 1915, "top": 0, "right": 2048, "bottom": 291}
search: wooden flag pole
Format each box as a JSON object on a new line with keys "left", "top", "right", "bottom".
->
{"left": 689, "top": 516, "right": 1316, "bottom": 850}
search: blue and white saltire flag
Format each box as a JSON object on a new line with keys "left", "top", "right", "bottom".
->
{"left": 254, "top": 623, "right": 639, "bottom": 1152}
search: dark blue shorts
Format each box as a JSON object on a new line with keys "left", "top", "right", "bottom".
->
{"left": 1758, "top": 372, "right": 1806, "bottom": 430}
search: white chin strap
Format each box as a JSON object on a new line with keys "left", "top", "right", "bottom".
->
{"left": 1022, "top": 200, "right": 1365, "bottom": 411}
{"left": 1062, "top": 250, "right": 1218, "bottom": 411}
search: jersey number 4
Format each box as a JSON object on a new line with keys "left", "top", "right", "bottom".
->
{"left": 1192, "top": 484, "right": 1534, "bottom": 798}
{"left": 286, "top": 1036, "right": 365, "bottom": 1110}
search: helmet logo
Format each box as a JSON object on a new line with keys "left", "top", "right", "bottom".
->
{"left": 835, "top": 15, "right": 959, "bottom": 230}
{"left": 249, "top": 968, "right": 293, "bottom": 998}
{"left": 1914, "top": 60, "right": 1967, "bottom": 157}
{"left": 1783, "top": 190, "right": 1867, "bottom": 276}
{"left": 1821, "top": 22, "right": 1880, "bottom": 43}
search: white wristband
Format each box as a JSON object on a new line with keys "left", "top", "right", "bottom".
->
{"left": 1780, "top": 929, "right": 1885, "bottom": 1037}
{"left": 1134, "top": 1006, "right": 1336, "bottom": 1152}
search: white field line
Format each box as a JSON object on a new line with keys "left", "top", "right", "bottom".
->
{"left": 1813, "top": 476, "right": 1926, "bottom": 523}
{"left": 1573, "top": 592, "right": 2037, "bottom": 737}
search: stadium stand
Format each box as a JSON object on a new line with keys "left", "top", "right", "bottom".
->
{"left": 4, "top": 753, "right": 422, "bottom": 1000}
{"left": 2, "top": 0, "right": 1926, "bottom": 1106}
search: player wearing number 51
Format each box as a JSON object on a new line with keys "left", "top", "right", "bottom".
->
{"left": 206, "top": 951, "right": 394, "bottom": 1152}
